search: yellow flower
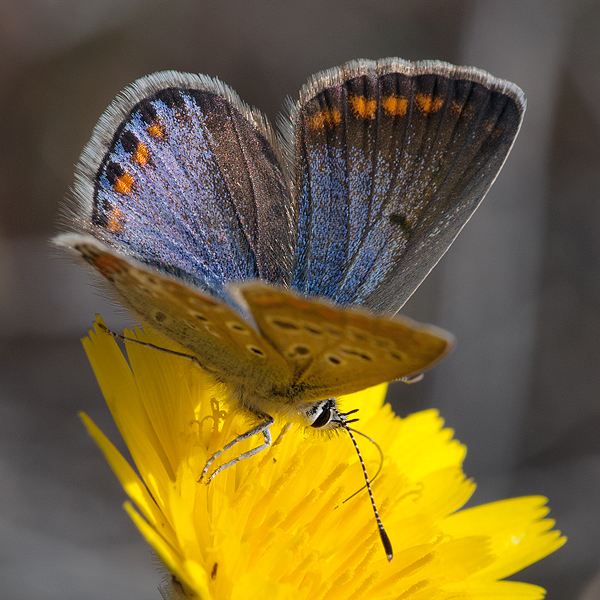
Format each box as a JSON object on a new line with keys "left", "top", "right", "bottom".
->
{"left": 81, "top": 319, "right": 564, "bottom": 600}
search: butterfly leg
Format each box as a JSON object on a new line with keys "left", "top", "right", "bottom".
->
{"left": 200, "top": 415, "right": 275, "bottom": 483}
{"left": 398, "top": 373, "right": 424, "bottom": 384}
{"left": 96, "top": 320, "right": 213, "bottom": 372}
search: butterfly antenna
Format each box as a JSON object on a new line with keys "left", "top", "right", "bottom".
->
{"left": 335, "top": 410, "right": 393, "bottom": 562}
{"left": 342, "top": 427, "right": 384, "bottom": 503}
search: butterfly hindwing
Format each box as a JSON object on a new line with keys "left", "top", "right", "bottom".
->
{"left": 72, "top": 72, "right": 294, "bottom": 306}
{"left": 236, "top": 281, "right": 453, "bottom": 398}
{"left": 291, "top": 59, "right": 525, "bottom": 313}
{"left": 59, "top": 235, "right": 293, "bottom": 385}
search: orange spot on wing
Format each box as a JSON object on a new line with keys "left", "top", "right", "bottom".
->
{"left": 346, "top": 313, "right": 370, "bottom": 330}
{"left": 250, "top": 293, "right": 284, "bottom": 307}
{"left": 486, "top": 122, "right": 504, "bottom": 139}
{"left": 114, "top": 172, "right": 134, "bottom": 195}
{"left": 415, "top": 93, "right": 444, "bottom": 114}
{"left": 314, "top": 304, "right": 339, "bottom": 320}
{"left": 89, "top": 253, "right": 125, "bottom": 280}
{"left": 286, "top": 297, "right": 312, "bottom": 311}
{"left": 178, "top": 290, "right": 219, "bottom": 308}
{"left": 451, "top": 101, "right": 475, "bottom": 118}
{"left": 306, "top": 108, "right": 342, "bottom": 130}
{"left": 382, "top": 94, "right": 408, "bottom": 116}
{"left": 106, "top": 207, "right": 124, "bottom": 233}
{"left": 133, "top": 142, "right": 149, "bottom": 166}
{"left": 252, "top": 293, "right": 314, "bottom": 312}
{"left": 349, "top": 94, "right": 377, "bottom": 120}
{"left": 147, "top": 123, "right": 165, "bottom": 138}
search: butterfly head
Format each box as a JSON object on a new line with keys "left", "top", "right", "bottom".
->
{"left": 300, "top": 398, "right": 344, "bottom": 431}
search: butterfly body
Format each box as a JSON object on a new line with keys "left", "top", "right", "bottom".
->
{"left": 56, "top": 58, "right": 525, "bottom": 430}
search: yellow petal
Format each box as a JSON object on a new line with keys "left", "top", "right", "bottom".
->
{"left": 444, "top": 496, "right": 566, "bottom": 579}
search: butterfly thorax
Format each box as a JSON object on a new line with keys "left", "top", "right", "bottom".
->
{"left": 225, "top": 378, "right": 341, "bottom": 429}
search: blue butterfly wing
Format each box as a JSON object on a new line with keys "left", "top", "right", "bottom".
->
{"left": 66, "top": 62, "right": 525, "bottom": 320}
{"left": 290, "top": 59, "right": 525, "bottom": 313}
{"left": 72, "top": 71, "right": 293, "bottom": 308}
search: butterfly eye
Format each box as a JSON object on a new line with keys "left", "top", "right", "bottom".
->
{"left": 310, "top": 406, "right": 333, "bottom": 428}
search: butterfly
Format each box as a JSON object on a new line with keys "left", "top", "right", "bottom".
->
{"left": 54, "top": 59, "right": 524, "bottom": 558}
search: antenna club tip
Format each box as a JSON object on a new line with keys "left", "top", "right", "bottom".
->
{"left": 381, "top": 529, "right": 393, "bottom": 562}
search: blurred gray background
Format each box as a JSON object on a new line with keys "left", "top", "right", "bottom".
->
{"left": 1, "top": 0, "right": 599, "bottom": 598}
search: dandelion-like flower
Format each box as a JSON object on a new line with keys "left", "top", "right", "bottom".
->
{"left": 81, "top": 319, "right": 564, "bottom": 599}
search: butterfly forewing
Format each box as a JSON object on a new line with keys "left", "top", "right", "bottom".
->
{"left": 76, "top": 72, "right": 294, "bottom": 305}
{"left": 291, "top": 59, "right": 525, "bottom": 313}
{"left": 61, "top": 235, "right": 292, "bottom": 385}
{"left": 237, "top": 282, "right": 453, "bottom": 398}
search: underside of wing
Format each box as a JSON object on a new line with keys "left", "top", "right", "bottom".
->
{"left": 288, "top": 58, "right": 525, "bottom": 313}
{"left": 64, "top": 71, "right": 294, "bottom": 306}
{"left": 234, "top": 281, "right": 453, "bottom": 400}
{"left": 57, "top": 235, "right": 292, "bottom": 385}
